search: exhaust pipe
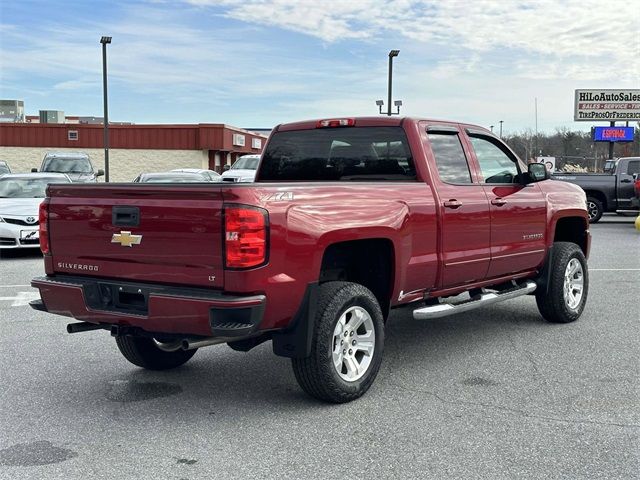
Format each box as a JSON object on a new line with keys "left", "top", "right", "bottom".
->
{"left": 67, "top": 322, "right": 105, "bottom": 334}
{"left": 181, "top": 337, "right": 228, "bottom": 350}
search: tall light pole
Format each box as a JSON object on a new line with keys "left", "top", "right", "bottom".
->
{"left": 100, "top": 36, "right": 112, "bottom": 182}
{"left": 387, "top": 50, "right": 399, "bottom": 116}
{"left": 499, "top": 120, "right": 504, "bottom": 138}
{"left": 376, "top": 49, "right": 402, "bottom": 115}
{"left": 534, "top": 97, "right": 538, "bottom": 157}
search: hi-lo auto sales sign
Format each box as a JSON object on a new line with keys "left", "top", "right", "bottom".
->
{"left": 574, "top": 89, "right": 640, "bottom": 121}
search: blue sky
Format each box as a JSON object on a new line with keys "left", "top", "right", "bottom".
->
{"left": 1, "top": 0, "right": 639, "bottom": 133}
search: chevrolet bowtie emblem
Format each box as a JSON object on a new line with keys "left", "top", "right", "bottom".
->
{"left": 111, "top": 231, "right": 143, "bottom": 247}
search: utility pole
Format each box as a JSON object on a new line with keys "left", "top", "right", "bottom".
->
{"left": 534, "top": 97, "right": 538, "bottom": 158}
{"left": 100, "top": 36, "right": 112, "bottom": 182}
{"left": 499, "top": 120, "right": 504, "bottom": 138}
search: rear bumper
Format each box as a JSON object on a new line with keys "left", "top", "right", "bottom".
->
{"left": 31, "top": 275, "right": 265, "bottom": 337}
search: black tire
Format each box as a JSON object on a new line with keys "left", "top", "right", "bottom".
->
{"left": 115, "top": 335, "right": 197, "bottom": 370}
{"left": 536, "top": 242, "right": 588, "bottom": 323}
{"left": 586, "top": 196, "right": 603, "bottom": 223}
{"left": 291, "top": 282, "right": 385, "bottom": 403}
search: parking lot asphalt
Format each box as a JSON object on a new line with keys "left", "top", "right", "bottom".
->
{"left": 0, "top": 214, "right": 638, "bottom": 480}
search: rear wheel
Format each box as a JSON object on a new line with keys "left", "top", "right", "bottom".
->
{"left": 586, "top": 196, "right": 603, "bottom": 223}
{"left": 291, "top": 282, "right": 384, "bottom": 403}
{"left": 115, "top": 335, "right": 197, "bottom": 370}
{"left": 536, "top": 242, "right": 588, "bottom": 323}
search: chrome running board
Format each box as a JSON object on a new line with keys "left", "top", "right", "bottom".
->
{"left": 413, "top": 281, "right": 537, "bottom": 320}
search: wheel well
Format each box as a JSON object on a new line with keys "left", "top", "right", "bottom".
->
{"left": 584, "top": 190, "right": 606, "bottom": 210}
{"left": 319, "top": 239, "right": 394, "bottom": 319}
{"left": 553, "top": 217, "right": 588, "bottom": 255}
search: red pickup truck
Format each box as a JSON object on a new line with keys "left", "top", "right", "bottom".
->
{"left": 31, "top": 117, "right": 591, "bottom": 403}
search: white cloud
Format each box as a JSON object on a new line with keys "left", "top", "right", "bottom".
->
{"left": 187, "top": 0, "right": 640, "bottom": 81}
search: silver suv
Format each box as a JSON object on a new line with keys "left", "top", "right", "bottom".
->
{"left": 35, "top": 152, "right": 104, "bottom": 183}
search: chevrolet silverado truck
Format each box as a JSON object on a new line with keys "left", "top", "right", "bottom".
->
{"left": 553, "top": 156, "right": 640, "bottom": 222}
{"left": 30, "top": 117, "right": 591, "bottom": 403}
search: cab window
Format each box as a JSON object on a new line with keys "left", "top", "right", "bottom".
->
{"left": 428, "top": 133, "right": 472, "bottom": 184}
{"left": 469, "top": 136, "right": 520, "bottom": 184}
{"left": 626, "top": 160, "right": 640, "bottom": 176}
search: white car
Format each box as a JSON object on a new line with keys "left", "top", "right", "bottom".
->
{"left": 221, "top": 154, "right": 260, "bottom": 182}
{"left": 0, "top": 173, "right": 71, "bottom": 249}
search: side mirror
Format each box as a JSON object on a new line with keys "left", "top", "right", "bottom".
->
{"left": 527, "top": 163, "right": 550, "bottom": 183}
{"left": 223, "top": 165, "right": 231, "bottom": 172}
{"left": 31, "top": 168, "right": 38, "bottom": 172}
{"left": 96, "top": 169, "right": 105, "bottom": 177}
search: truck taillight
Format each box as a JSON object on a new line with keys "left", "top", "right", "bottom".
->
{"left": 316, "top": 118, "right": 355, "bottom": 128}
{"left": 39, "top": 199, "right": 50, "bottom": 255}
{"left": 224, "top": 205, "right": 268, "bottom": 269}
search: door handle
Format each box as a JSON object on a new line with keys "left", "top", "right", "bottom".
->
{"left": 620, "top": 179, "right": 631, "bottom": 183}
{"left": 443, "top": 199, "right": 462, "bottom": 209}
{"left": 112, "top": 206, "right": 140, "bottom": 227}
{"left": 491, "top": 198, "right": 507, "bottom": 206}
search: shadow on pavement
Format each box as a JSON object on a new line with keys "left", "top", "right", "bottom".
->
{"left": 52, "top": 300, "right": 550, "bottom": 415}
{"left": 0, "top": 249, "right": 43, "bottom": 260}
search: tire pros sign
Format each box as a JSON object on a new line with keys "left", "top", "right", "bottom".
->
{"left": 574, "top": 89, "right": 640, "bottom": 121}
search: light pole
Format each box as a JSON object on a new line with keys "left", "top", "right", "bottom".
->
{"left": 499, "top": 120, "right": 504, "bottom": 138}
{"left": 376, "top": 49, "right": 402, "bottom": 115}
{"left": 490, "top": 125, "right": 494, "bottom": 133}
{"left": 100, "top": 36, "right": 112, "bottom": 182}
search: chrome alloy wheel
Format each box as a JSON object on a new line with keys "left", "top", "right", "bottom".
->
{"left": 587, "top": 201, "right": 599, "bottom": 220}
{"left": 332, "top": 306, "right": 375, "bottom": 382}
{"left": 563, "top": 258, "right": 584, "bottom": 310}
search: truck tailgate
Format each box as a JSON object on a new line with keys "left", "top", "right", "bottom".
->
{"left": 47, "top": 184, "right": 224, "bottom": 289}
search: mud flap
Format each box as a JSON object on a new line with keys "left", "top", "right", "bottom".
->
{"left": 271, "top": 283, "right": 318, "bottom": 359}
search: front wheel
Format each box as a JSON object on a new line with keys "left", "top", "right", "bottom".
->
{"left": 536, "top": 242, "right": 589, "bottom": 323}
{"left": 115, "top": 335, "right": 197, "bottom": 370}
{"left": 291, "top": 282, "right": 385, "bottom": 403}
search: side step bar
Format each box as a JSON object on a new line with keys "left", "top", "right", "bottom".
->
{"left": 413, "top": 281, "right": 537, "bottom": 320}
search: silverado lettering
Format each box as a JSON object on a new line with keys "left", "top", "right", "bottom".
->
{"left": 57, "top": 262, "right": 99, "bottom": 271}
{"left": 32, "top": 116, "right": 591, "bottom": 403}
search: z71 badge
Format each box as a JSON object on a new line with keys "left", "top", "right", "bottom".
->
{"left": 263, "top": 192, "right": 294, "bottom": 202}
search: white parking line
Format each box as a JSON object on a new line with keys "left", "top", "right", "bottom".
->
{"left": 0, "top": 285, "right": 32, "bottom": 288}
{"left": 0, "top": 291, "right": 41, "bottom": 306}
{"left": 590, "top": 268, "right": 640, "bottom": 271}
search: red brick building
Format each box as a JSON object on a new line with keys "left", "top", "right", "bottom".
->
{"left": 0, "top": 123, "right": 268, "bottom": 174}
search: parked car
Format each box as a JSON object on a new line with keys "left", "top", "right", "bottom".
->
{"left": 31, "top": 116, "right": 590, "bottom": 403}
{"left": 132, "top": 171, "right": 212, "bottom": 183}
{"left": 553, "top": 157, "right": 640, "bottom": 222}
{"left": 171, "top": 168, "right": 221, "bottom": 182}
{"left": 221, "top": 154, "right": 260, "bottom": 182}
{"left": 36, "top": 152, "right": 104, "bottom": 183}
{"left": 0, "top": 161, "right": 11, "bottom": 175}
{"left": 0, "top": 173, "right": 71, "bottom": 249}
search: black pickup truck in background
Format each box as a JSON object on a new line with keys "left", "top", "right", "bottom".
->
{"left": 553, "top": 157, "right": 640, "bottom": 222}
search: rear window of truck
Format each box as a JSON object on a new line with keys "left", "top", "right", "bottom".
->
{"left": 258, "top": 127, "right": 416, "bottom": 181}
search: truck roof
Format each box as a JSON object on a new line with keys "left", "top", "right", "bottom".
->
{"left": 274, "top": 116, "right": 491, "bottom": 134}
